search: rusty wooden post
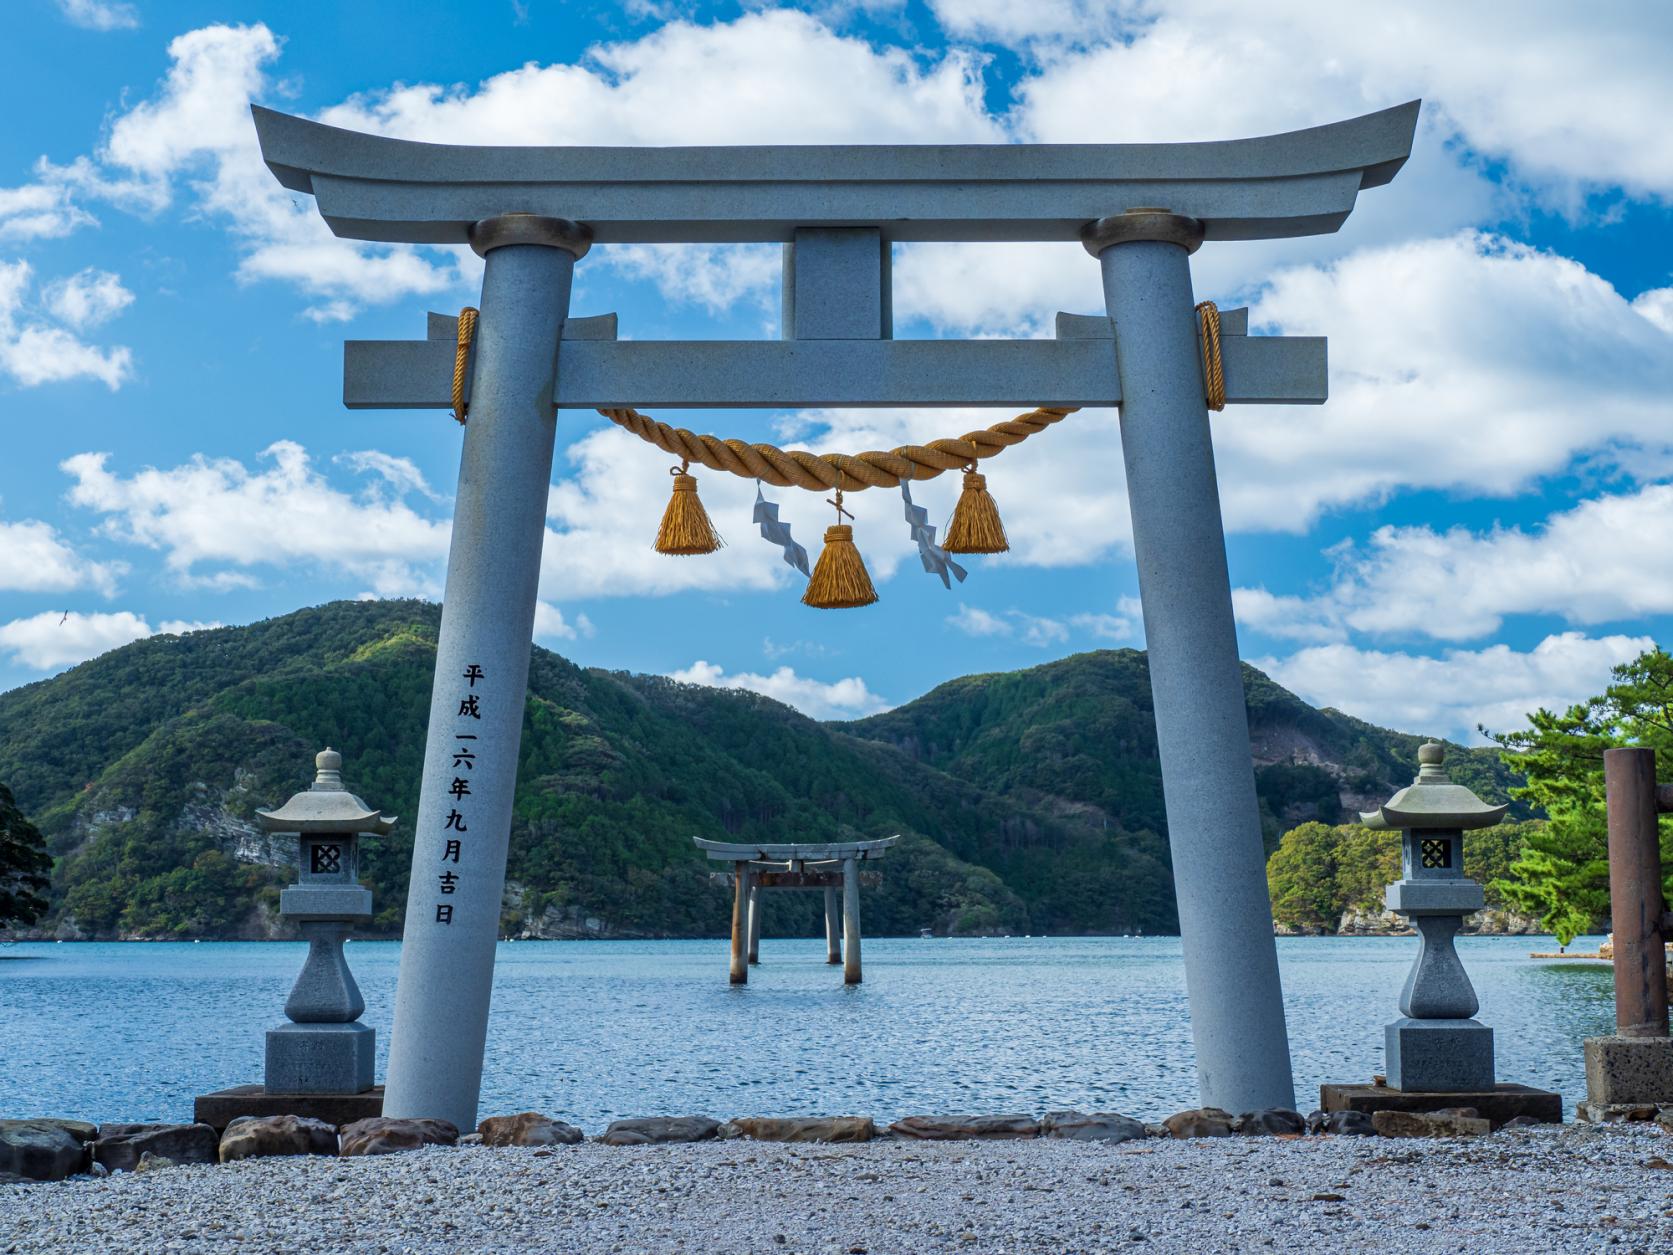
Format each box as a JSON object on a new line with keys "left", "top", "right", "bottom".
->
{"left": 1604, "top": 748, "right": 1669, "bottom": 1037}
{"left": 729, "top": 866, "right": 750, "bottom": 985}
{"left": 824, "top": 887, "right": 842, "bottom": 964}
{"left": 842, "top": 856, "right": 862, "bottom": 985}
{"left": 747, "top": 882, "right": 762, "bottom": 965}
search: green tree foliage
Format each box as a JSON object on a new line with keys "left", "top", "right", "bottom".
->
{"left": 0, "top": 783, "right": 51, "bottom": 928}
{"left": 1266, "top": 818, "right": 1538, "bottom": 932}
{"left": 1489, "top": 647, "right": 1673, "bottom": 945}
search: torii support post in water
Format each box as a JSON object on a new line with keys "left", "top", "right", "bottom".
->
{"left": 254, "top": 99, "right": 1419, "bottom": 1123}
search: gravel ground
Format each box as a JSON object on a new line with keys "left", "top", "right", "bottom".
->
{"left": 3, "top": 1121, "right": 1671, "bottom": 1254}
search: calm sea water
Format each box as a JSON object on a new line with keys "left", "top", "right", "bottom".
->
{"left": 0, "top": 935, "right": 1611, "bottom": 1126}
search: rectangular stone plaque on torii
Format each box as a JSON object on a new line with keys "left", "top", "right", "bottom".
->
{"left": 253, "top": 99, "right": 1420, "bottom": 1132}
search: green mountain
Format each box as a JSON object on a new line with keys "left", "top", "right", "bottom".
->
{"left": 0, "top": 600, "right": 1518, "bottom": 941}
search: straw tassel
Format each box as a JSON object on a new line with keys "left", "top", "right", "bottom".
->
{"left": 654, "top": 464, "right": 724, "bottom": 555}
{"left": 943, "top": 469, "right": 1008, "bottom": 554}
{"left": 802, "top": 524, "right": 879, "bottom": 609}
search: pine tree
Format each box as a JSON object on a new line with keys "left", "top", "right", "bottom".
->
{"left": 1489, "top": 648, "right": 1673, "bottom": 945}
{"left": 0, "top": 783, "right": 51, "bottom": 929}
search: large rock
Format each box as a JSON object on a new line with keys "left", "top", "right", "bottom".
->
{"left": 219, "top": 1115, "right": 338, "bottom": 1162}
{"left": 1162, "top": 1108, "right": 1235, "bottom": 1138}
{"left": 1039, "top": 1111, "right": 1147, "bottom": 1143}
{"left": 1311, "top": 1110, "right": 1377, "bottom": 1136}
{"left": 477, "top": 1113, "right": 584, "bottom": 1148}
{"left": 93, "top": 1123, "right": 219, "bottom": 1173}
{"left": 1371, "top": 1109, "right": 1491, "bottom": 1138}
{"left": 722, "top": 1117, "right": 875, "bottom": 1143}
{"left": 599, "top": 1116, "right": 720, "bottom": 1146}
{"left": 338, "top": 1117, "right": 458, "bottom": 1157}
{"left": 888, "top": 1114, "right": 1039, "bottom": 1140}
{"left": 1235, "top": 1108, "right": 1306, "bottom": 1136}
{"left": 0, "top": 1120, "right": 89, "bottom": 1181}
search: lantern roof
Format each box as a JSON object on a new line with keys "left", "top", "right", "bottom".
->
{"left": 1360, "top": 742, "right": 1507, "bottom": 832}
{"left": 257, "top": 748, "right": 397, "bottom": 835}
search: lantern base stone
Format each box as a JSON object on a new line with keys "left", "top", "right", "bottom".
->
{"left": 1584, "top": 1034, "right": 1673, "bottom": 1105}
{"left": 1319, "top": 1081, "right": 1561, "bottom": 1128}
{"left": 266, "top": 1022, "right": 376, "bottom": 1095}
{"left": 1385, "top": 1017, "right": 1495, "bottom": 1092}
{"left": 193, "top": 1084, "right": 384, "bottom": 1134}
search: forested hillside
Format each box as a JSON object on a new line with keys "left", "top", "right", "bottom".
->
{"left": 0, "top": 601, "right": 1518, "bottom": 941}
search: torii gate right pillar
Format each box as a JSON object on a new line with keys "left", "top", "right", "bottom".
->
{"left": 1087, "top": 210, "right": 1296, "bottom": 1113}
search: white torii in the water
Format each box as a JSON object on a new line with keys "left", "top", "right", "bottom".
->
{"left": 253, "top": 99, "right": 1420, "bottom": 1132}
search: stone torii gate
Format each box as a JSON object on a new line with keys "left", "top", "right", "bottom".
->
{"left": 253, "top": 100, "right": 1419, "bottom": 1131}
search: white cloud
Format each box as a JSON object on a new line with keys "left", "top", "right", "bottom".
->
{"left": 0, "top": 610, "right": 152, "bottom": 671}
{"left": 333, "top": 450, "right": 447, "bottom": 504}
{"left": 668, "top": 659, "right": 890, "bottom": 720}
{"left": 940, "top": 0, "right": 1673, "bottom": 203}
{"left": 602, "top": 245, "right": 782, "bottom": 318}
{"left": 321, "top": 11, "right": 1000, "bottom": 147}
{"left": 1211, "top": 233, "right": 1673, "bottom": 536}
{"left": 947, "top": 604, "right": 1011, "bottom": 638}
{"left": 1071, "top": 601, "right": 1141, "bottom": 642}
{"left": 0, "top": 517, "right": 122, "bottom": 596}
{"left": 948, "top": 599, "right": 1139, "bottom": 645}
{"left": 533, "top": 602, "right": 594, "bottom": 641}
{"left": 61, "top": 441, "right": 451, "bottom": 595}
{"left": 56, "top": 0, "right": 137, "bottom": 31}
{"left": 0, "top": 260, "right": 133, "bottom": 390}
{"left": 1635, "top": 288, "right": 1673, "bottom": 336}
{"left": 41, "top": 269, "right": 133, "bottom": 330}
{"left": 0, "top": 179, "right": 96, "bottom": 242}
{"left": 1257, "top": 632, "right": 1655, "bottom": 744}
{"left": 1239, "top": 483, "right": 1673, "bottom": 646}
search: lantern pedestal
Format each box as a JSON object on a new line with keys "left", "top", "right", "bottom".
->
{"left": 266, "top": 1022, "right": 376, "bottom": 1095}
{"left": 1385, "top": 1017, "right": 1494, "bottom": 1092}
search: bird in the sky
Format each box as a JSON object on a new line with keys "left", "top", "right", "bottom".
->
{"left": 59, "top": 610, "right": 69, "bottom": 625}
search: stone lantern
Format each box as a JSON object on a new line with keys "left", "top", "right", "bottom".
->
{"left": 1360, "top": 742, "right": 1506, "bottom": 1092}
{"left": 255, "top": 748, "right": 395, "bottom": 1095}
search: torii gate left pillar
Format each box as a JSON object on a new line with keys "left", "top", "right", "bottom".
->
{"left": 380, "top": 215, "right": 590, "bottom": 1129}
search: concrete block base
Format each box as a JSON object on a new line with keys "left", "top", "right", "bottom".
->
{"left": 1320, "top": 1082, "right": 1562, "bottom": 1129}
{"left": 1386, "top": 1017, "right": 1494, "bottom": 1092}
{"left": 1583, "top": 1034, "right": 1673, "bottom": 1105}
{"left": 193, "top": 1084, "right": 384, "bottom": 1134}
{"left": 265, "top": 1021, "right": 375, "bottom": 1095}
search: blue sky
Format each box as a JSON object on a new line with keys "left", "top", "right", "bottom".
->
{"left": 1, "top": 0, "right": 1671, "bottom": 741}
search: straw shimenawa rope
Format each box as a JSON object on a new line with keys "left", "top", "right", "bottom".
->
{"left": 598, "top": 404, "right": 1077, "bottom": 493}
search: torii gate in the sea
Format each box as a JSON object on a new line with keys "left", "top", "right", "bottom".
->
{"left": 253, "top": 100, "right": 1419, "bottom": 1131}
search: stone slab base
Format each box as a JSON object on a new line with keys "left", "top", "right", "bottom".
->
{"left": 1320, "top": 1082, "right": 1562, "bottom": 1130}
{"left": 1575, "top": 1100, "right": 1672, "bottom": 1124}
{"left": 266, "top": 1021, "right": 375, "bottom": 1094}
{"left": 1385, "top": 1017, "right": 1494, "bottom": 1092}
{"left": 193, "top": 1085, "right": 384, "bottom": 1133}
{"left": 1583, "top": 1034, "right": 1673, "bottom": 1105}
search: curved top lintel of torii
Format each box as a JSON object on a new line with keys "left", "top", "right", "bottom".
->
{"left": 250, "top": 100, "right": 1420, "bottom": 247}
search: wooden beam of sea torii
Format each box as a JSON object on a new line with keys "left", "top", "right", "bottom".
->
{"left": 694, "top": 836, "right": 898, "bottom": 985}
